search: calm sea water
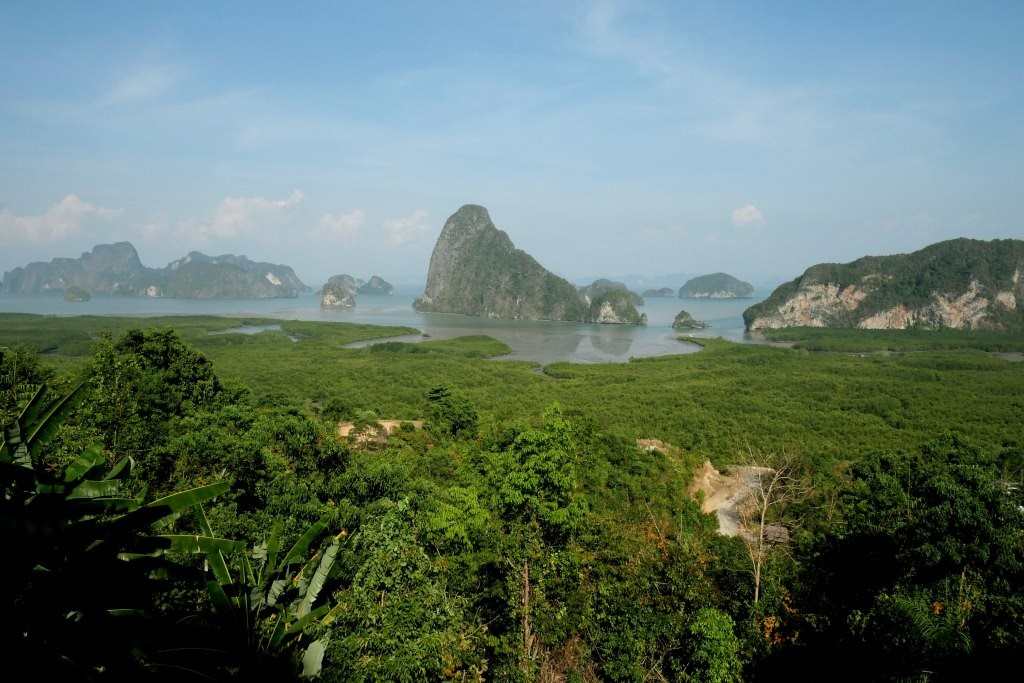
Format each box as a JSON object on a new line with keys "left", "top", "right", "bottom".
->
{"left": 0, "top": 292, "right": 767, "bottom": 365}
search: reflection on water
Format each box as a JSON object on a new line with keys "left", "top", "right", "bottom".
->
{"left": 208, "top": 323, "right": 282, "bottom": 335}
{"left": 1, "top": 291, "right": 767, "bottom": 364}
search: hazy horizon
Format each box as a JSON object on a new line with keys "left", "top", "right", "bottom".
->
{"left": 2, "top": 1, "right": 1022, "bottom": 287}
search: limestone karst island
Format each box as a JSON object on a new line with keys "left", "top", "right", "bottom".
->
{"left": 3, "top": 3, "right": 1023, "bottom": 681}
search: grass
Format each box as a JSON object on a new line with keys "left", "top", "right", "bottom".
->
{"left": 2, "top": 313, "right": 1023, "bottom": 467}
{"left": 761, "top": 326, "right": 1024, "bottom": 352}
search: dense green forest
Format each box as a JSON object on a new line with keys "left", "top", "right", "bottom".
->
{"left": 3, "top": 314, "right": 1023, "bottom": 681}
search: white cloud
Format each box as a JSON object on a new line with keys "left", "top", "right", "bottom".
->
{"left": 0, "top": 195, "right": 120, "bottom": 245}
{"left": 577, "top": 0, "right": 674, "bottom": 76}
{"left": 103, "top": 64, "right": 185, "bottom": 105}
{"left": 731, "top": 204, "right": 764, "bottom": 227}
{"left": 313, "top": 209, "right": 365, "bottom": 242}
{"left": 383, "top": 209, "right": 429, "bottom": 246}
{"left": 185, "top": 190, "right": 305, "bottom": 241}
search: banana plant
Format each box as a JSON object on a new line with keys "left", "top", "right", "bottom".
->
{"left": 199, "top": 514, "right": 348, "bottom": 679}
{"left": 1, "top": 382, "right": 84, "bottom": 468}
{"left": 2, "top": 383, "right": 239, "bottom": 680}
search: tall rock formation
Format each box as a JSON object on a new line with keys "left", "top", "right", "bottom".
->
{"left": 415, "top": 205, "right": 598, "bottom": 322}
{"left": 744, "top": 238, "right": 1024, "bottom": 331}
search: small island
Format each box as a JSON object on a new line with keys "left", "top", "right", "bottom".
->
{"left": 579, "top": 279, "right": 644, "bottom": 307}
{"left": 357, "top": 275, "right": 394, "bottom": 295}
{"left": 679, "top": 273, "right": 754, "bottom": 299}
{"left": 320, "top": 274, "right": 358, "bottom": 309}
{"left": 642, "top": 287, "right": 675, "bottom": 298}
{"left": 672, "top": 309, "right": 709, "bottom": 330}
{"left": 589, "top": 289, "right": 647, "bottom": 325}
{"left": 63, "top": 285, "right": 91, "bottom": 302}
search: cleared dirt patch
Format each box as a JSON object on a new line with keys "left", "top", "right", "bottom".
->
{"left": 688, "top": 460, "right": 774, "bottom": 537}
{"left": 637, "top": 439, "right": 774, "bottom": 537}
{"left": 337, "top": 419, "right": 424, "bottom": 445}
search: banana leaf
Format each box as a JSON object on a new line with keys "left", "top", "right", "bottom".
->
{"left": 283, "top": 604, "right": 329, "bottom": 637}
{"left": 102, "top": 456, "right": 133, "bottom": 481}
{"left": 207, "top": 579, "right": 232, "bottom": 613}
{"left": 156, "top": 534, "right": 246, "bottom": 556}
{"left": 320, "top": 599, "right": 346, "bottom": 626}
{"left": 17, "top": 384, "right": 48, "bottom": 428}
{"left": 300, "top": 639, "right": 327, "bottom": 679}
{"left": 193, "top": 504, "right": 234, "bottom": 587}
{"left": 145, "top": 480, "right": 229, "bottom": 514}
{"left": 67, "top": 478, "right": 123, "bottom": 500}
{"left": 261, "top": 521, "right": 284, "bottom": 586}
{"left": 267, "top": 578, "right": 288, "bottom": 607}
{"left": 279, "top": 514, "right": 329, "bottom": 569}
{"left": 297, "top": 540, "right": 339, "bottom": 618}
{"left": 26, "top": 382, "right": 85, "bottom": 457}
{"left": 64, "top": 446, "right": 107, "bottom": 483}
{"left": 1, "top": 420, "right": 29, "bottom": 468}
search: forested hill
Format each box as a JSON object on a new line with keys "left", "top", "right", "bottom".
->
{"left": 745, "top": 237, "right": 1024, "bottom": 330}
{"left": 678, "top": 272, "right": 754, "bottom": 298}
{"left": 2, "top": 242, "right": 307, "bottom": 299}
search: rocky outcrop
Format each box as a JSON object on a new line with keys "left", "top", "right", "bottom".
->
{"left": 679, "top": 273, "right": 754, "bottom": 299}
{"left": 744, "top": 238, "right": 1024, "bottom": 331}
{"left": 2, "top": 242, "right": 307, "bottom": 299}
{"left": 672, "top": 309, "right": 709, "bottom": 330}
{"left": 579, "top": 279, "right": 644, "bottom": 307}
{"left": 643, "top": 287, "right": 675, "bottom": 298}
{"left": 589, "top": 289, "right": 647, "bottom": 325}
{"left": 417, "top": 205, "right": 612, "bottom": 323}
{"left": 357, "top": 275, "right": 394, "bottom": 295}
{"left": 321, "top": 274, "right": 358, "bottom": 309}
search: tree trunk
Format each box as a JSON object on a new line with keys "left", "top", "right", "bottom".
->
{"left": 521, "top": 558, "right": 532, "bottom": 677}
{"left": 753, "top": 559, "right": 761, "bottom": 604}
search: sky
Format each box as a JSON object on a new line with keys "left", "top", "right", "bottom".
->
{"left": 1, "top": 0, "right": 1022, "bottom": 288}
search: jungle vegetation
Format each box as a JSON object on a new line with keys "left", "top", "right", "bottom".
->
{"left": 2, "top": 313, "right": 1023, "bottom": 681}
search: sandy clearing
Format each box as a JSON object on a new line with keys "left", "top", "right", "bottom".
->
{"left": 337, "top": 419, "right": 424, "bottom": 440}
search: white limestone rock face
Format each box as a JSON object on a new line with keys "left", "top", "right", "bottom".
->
{"left": 744, "top": 238, "right": 1024, "bottom": 331}
{"left": 320, "top": 274, "right": 358, "bottom": 309}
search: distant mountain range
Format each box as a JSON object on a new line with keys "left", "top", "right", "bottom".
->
{"left": 1, "top": 242, "right": 308, "bottom": 299}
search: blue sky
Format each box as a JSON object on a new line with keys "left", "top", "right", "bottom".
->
{"left": 1, "top": 0, "right": 1022, "bottom": 286}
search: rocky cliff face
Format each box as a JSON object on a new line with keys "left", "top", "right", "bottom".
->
{"left": 415, "top": 205, "right": 646, "bottom": 324}
{"left": 679, "top": 273, "right": 754, "bottom": 299}
{"left": 2, "top": 243, "right": 306, "bottom": 299}
{"left": 414, "top": 205, "right": 594, "bottom": 322}
{"left": 588, "top": 289, "right": 647, "bottom": 325}
{"left": 159, "top": 252, "right": 306, "bottom": 298}
{"left": 321, "top": 274, "right": 358, "bottom": 308}
{"left": 2, "top": 242, "right": 148, "bottom": 296}
{"left": 744, "top": 238, "right": 1024, "bottom": 331}
{"left": 357, "top": 275, "right": 394, "bottom": 295}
